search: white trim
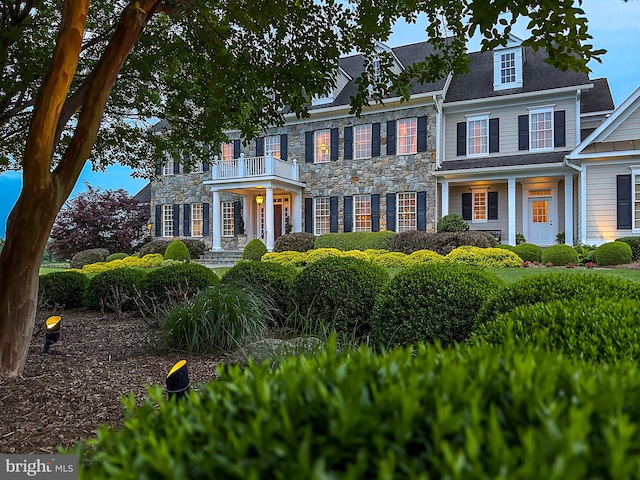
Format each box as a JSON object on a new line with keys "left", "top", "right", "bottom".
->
{"left": 465, "top": 113, "right": 490, "bottom": 157}
{"left": 471, "top": 187, "right": 489, "bottom": 223}
{"left": 433, "top": 162, "right": 567, "bottom": 177}
{"left": 521, "top": 183, "right": 558, "bottom": 246}
{"left": 529, "top": 106, "right": 555, "bottom": 151}
{"left": 493, "top": 47, "right": 523, "bottom": 91}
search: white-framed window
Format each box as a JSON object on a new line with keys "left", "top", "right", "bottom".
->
{"left": 354, "top": 194, "right": 372, "bottom": 232}
{"left": 162, "top": 204, "right": 174, "bottom": 237}
{"left": 396, "top": 192, "right": 416, "bottom": 232}
{"left": 493, "top": 47, "right": 523, "bottom": 90}
{"left": 312, "top": 91, "right": 335, "bottom": 106}
{"left": 472, "top": 188, "right": 488, "bottom": 223}
{"left": 315, "top": 130, "right": 331, "bottom": 163}
{"left": 162, "top": 158, "right": 175, "bottom": 176}
{"left": 222, "top": 143, "right": 234, "bottom": 161}
{"left": 265, "top": 135, "right": 281, "bottom": 159}
{"left": 314, "top": 197, "right": 330, "bottom": 235}
{"left": 354, "top": 124, "right": 372, "bottom": 159}
{"left": 222, "top": 201, "right": 234, "bottom": 237}
{"left": 372, "top": 57, "right": 381, "bottom": 83}
{"left": 529, "top": 107, "right": 553, "bottom": 150}
{"left": 500, "top": 52, "right": 516, "bottom": 84}
{"left": 191, "top": 203, "right": 204, "bottom": 237}
{"left": 397, "top": 118, "right": 417, "bottom": 155}
{"left": 467, "top": 114, "right": 488, "bottom": 156}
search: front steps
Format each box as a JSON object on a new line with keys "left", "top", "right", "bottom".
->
{"left": 197, "top": 250, "right": 244, "bottom": 268}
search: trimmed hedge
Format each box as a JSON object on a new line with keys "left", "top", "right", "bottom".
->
{"left": 511, "top": 243, "right": 543, "bottom": 263}
{"left": 38, "top": 271, "right": 88, "bottom": 308}
{"left": 70, "top": 248, "right": 110, "bottom": 269}
{"left": 370, "top": 251, "right": 408, "bottom": 268}
{"left": 106, "top": 253, "right": 128, "bottom": 262}
{"left": 139, "top": 239, "right": 171, "bottom": 257}
{"left": 84, "top": 268, "right": 147, "bottom": 311}
{"left": 242, "top": 239, "right": 268, "bottom": 261}
{"left": 314, "top": 231, "right": 395, "bottom": 251}
{"left": 405, "top": 249, "right": 445, "bottom": 265}
{"left": 164, "top": 240, "right": 191, "bottom": 262}
{"left": 371, "top": 263, "right": 503, "bottom": 348}
{"left": 182, "top": 239, "right": 206, "bottom": 259}
{"left": 274, "top": 232, "right": 316, "bottom": 253}
{"left": 445, "top": 246, "right": 522, "bottom": 268}
{"left": 595, "top": 241, "right": 632, "bottom": 266}
{"left": 142, "top": 263, "right": 220, "bottom": 305}
{"left": 389, "top": 231, "right": 496, "bottom": 255}
{"left": 75, "top": 254, "right": 169, "bottom": 274}
{"left": 261, "top": 251, "right": 307, "bottom": 267}
{"left": 541, "top": 244, "right": 579, "bottom": 266}
{"left": 616, "top": 236, "right": 640, "bottom": 261}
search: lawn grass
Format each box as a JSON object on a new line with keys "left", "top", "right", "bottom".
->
{"left": 488, "top": 266, "right": 640, "bottom": 284}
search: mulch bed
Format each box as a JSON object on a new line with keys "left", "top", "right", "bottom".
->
{"left": 0, "top": 309, "right": 223, "bottom": 454}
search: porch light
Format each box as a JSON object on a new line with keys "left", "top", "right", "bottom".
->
{"left": 166, "top": 359, "right": 190, "bottom": 400}
{"left": 256, "top": 195, "right": 264, "bottom": 205}
{"left": 43, "top": 315, "right": 61, "bottom": 353}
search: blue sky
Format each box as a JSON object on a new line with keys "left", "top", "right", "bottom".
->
{"left": 0, "top": 0, "right": 638, "bottom": 240}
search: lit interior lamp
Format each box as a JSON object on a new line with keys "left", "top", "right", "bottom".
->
{"left": 166, "top": 360, "right": 190, "bottom": 400}
{"left": 43, "top": 316, "right": 61, "bottom": 353}
{"left": 255, "top": 195, "right": 264, "bottom": 205}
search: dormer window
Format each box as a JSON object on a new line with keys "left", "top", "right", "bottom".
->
{"left": 500, "top": 52, "right": 516, "bottom": 84}
{"left": 493, "top": 46, "right": 523, "bottom": 91}
{"left": 372, "top": 57, "right": 381, "bottom": 83}
{"left": 312, "top": 91, "right": 335, "bottom": 106}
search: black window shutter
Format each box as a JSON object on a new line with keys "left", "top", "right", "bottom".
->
{"left": 488, "top": 192, "right": 498, "bottom": 220}
{"left": 456, "top": 122, "right": 466, "bottom": 156}
{"left": 173, "top": 159, "right": 180, "bottom": 174}
{"left": 156, "top": 158, "right": 162, "bottom": 176}
{"left": 344, "top": 127, "right": 353, "bottom": 160}
{"left": 304, "top": 198, "right": 313, "bottom": 233}
{"left": 417, "top": 116, "right": 428, "bottom": 152}
{"left": 372, "top": 123, "right": 381, "bottom": 157}
{"left": 203, "top": 161, "right": 210, "bottom": 172}
{"left": 233, "top": 200, "right": 241, "bottom": 235}
{"left": 173, "top": 204, "right": 180, "bottom": 236}
{"left": 554, "top": 110, "right": 566, "bottom": 147}
{"left": 489, "top": 118, "right": 500, "bottom": 153}
{"left": 330, "top": 196, "right": 338, "bottom": 232}
{"left": 462, "top": 193, "right": 472, "bottom": 220}
{"left": 417, "top": 191, "right": 427, "bottom": 231}
{"left": 155, "top": 205, "right": 162, "bottom": 237}
{"left": 518, "top": 115, "right": 529, "bottom": 151}
{"left": 305, "top": 132, "right": 314, "bottom": 163}
{"left": 256, "top": 137, "right": 264, "bottom": 156}
{"left": 344, "top": 196, "right": 353, "bottom": 232}
{"left": 371, "top": 194, "right": 380, "bottom": 232}
{"left": 183, "top": 204, "right": 191, "bottom": 236}
{"left": 617, "top": 174, "right": 632, "bottom": 230}
{"left": 386, "top": 193, "right": 396, "bottom": 232}
{"left": 330, "top": 128, "right": 339, "bottom": 161}
{"left": 386, "top": 120, "right": 396, "bottom": 155}
{"left": 280, "top": 134, "right": 288, "bottom": 160}
{"left": 203, "top": 203, "right": 210, "bottom": 236}
{"left": 183, "top": 153, "right": 191, "bottom": 173}
{"left": 233, "top": 140, "right": 241, "bottom": 159}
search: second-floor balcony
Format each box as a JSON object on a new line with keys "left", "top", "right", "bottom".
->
{"left": 211, "top": 152, "right": 299, "bottom": 182}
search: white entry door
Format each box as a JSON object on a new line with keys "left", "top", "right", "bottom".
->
{"left": 528, "top": 196, "right": 555, "bottom": 245}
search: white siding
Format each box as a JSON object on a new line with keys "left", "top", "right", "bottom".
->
{"left": 604, "top": 108, "right": 640, "bottom": 143}
{"left": 448, "top": 184, "right": 509, "bottom": 239}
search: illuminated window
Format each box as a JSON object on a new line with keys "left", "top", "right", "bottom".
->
{"left": 397, "top": 118, "right": 417, "bottom": 155}
{"left": 162, "top": 205, "right": 173, "bottom": 237}
{"left": 315, "top": 130, "right": 331, "bottom": 163}
{"left": 162, "top": 158, "right": 175, "bottom": 176}
{"left": 531, "top": 200, "right": 549, "bottom": 223}
{"left": 265, "top": 135, "right": 280, "bottom": 159}
{"left": 222, "top": 201, "right": 234, "bottom": 237}
{"left": 500, "top": 52, "right": 516, "bottom": 84}
{"left": 222, "top": 143, "right": 234, "bottom": 161}
{"left": 467, "top": 116, "right": 488, "bottom": 156}
{"left": 530, "top": 108, "right": 553, "bottom": 150}
{"left": 354, "top": 195, "right": 372, "bottom": 232}
{"left": 314, "top": 197, "right": 330, "bottom": 235}
{"left": 190, "top": 203, "right": 203, "bottom": 237}
{"left": 396, "top": 192, "right": 416, "bottom": 232}
{"left": 472, "top": 188, "right": 488, "bottom": 223}
{"left": 354, "top": 125, "right": 372, "bottom": 159}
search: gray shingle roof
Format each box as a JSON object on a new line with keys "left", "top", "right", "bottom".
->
{"left": 581, "top": 78, "right": 615, "bottom": 113}
{"left": 132, "top": 183, "right": 151, "bottom": 203}
{"left": 439, "top": 151, "right": 568, "bottom": 171}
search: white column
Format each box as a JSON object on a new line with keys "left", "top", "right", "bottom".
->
{"left": 212, "top": 190, "right": 222, "bottom": 251}
{"left": 564, "top": 174, "right": 574, "bottom": 246}
{"left": 508, "top": 177, "right": 517, "bottom": 246}
{"left": 265, "top": 187, "right": 274, "bottom": 251}
{"left": 246, "top": 195, "right": 254, "bottom": 239}
{"left": 580, "top": 164, "right": 587, "bottom": 245}
{"left": 440, "top": 180, "right": 449, "bottom": 217}
{"left": 294, "top": 192, "right": 302, "bottom": 232}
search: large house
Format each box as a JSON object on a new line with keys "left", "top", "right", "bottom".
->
{"left": 150, "top": 36, "right": 625, "bottom": 251}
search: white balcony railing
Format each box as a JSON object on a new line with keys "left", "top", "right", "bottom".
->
{"left": 212, "top": 152, "right": 299, "bottom": 182}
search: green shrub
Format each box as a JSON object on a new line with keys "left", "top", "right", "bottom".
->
{"left": 221, "top": 261, "right": 298, "bottom": 325}
{"left": 389, "top": 231, "right": 496, "bottom": 255}
{"left": 38, "top": 271, "right": 88, "bottom": 308}
{"left": 69, "top": 248, "right": 110, "bottom": 269}
{"left": 477, "top": 272, "right": 640, "bottom": 324}
{"left": 541, "top": 244, "right": 579, "bottom": 266}
{"left": 292, "top": 256, "right": 389, "bottom": 338}
{"left": 261, "top": 251, "right": 307, "bottom": 267}
{"left": 472, "top": 298, "right": 640, "bottom": 364}
{"left": 405, "top": 249, "right": 445, "bottom": 265}
{"left": 515, "top": 233, "right": 526, "bottom": 245}
{"left": 370, "top": 251, "right": 408, "bottom": 267}
{"left": 595, "top": 241, "right": 632, "bottom": 266}
{"left": 164, "top": 240, "right": 191, "bottom": 262}
{"left": 106, "top": 253, "right": 128, "bottom": 262}
{"left": 242, "top": 239, "right": 268, "bottom": 261}
{"left": 79, "top": 343, "right": 640, "bottom": 479}
{"left": 161, "top": 284, "right": 270, "bottom": 354}
{"left": 445, "top": 246, "right": 522, "bottom": 267}
{"left": 142, "top": 263, "right": 220, "bottom": 305}
{"left": 616, "top": 236, "right": 640, "bottom": 261}
{"left": 274, "top": 232, "right": 316, "bottom": 252}
{"left": 574, "top": 244, "right": 597, "bottom": 264}
{"left": 304, "top": 247, "right": 343, "bottom": 264}
{"left": 371, "top": 263, "right": 503, "bottom": 348}
{"left": 437, "top": 213, "right": 469, "bottom": 232}
{"left": 511, "top": 243, "right": 543, "bottom": 263}
{"left": 314, "top": 231, "right": 395, "bottom": 251}
{"left": 138, "top": 239, "right": 171, "bottom": 257}
{"left": 84, "top": 267, "right": 147, "bottom": 311}
{"left": 182, "top": 239, "right": 206, "bottom": 259}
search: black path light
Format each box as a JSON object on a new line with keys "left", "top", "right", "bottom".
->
{"left": 43, "top": 315, "right": 61, "bottom": 353}
{"left": 166, "top": 360, "right": 190, "bottom": 400}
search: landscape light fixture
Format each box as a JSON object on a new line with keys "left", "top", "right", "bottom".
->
{"left": 166, "top": 359, "right": 190, "bottom": 400}
{"left": 43, "top": 315, "right": 61, "bottom": 353}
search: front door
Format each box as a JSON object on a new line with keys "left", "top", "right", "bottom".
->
{"left": 274, "top": 205, "right": 283, "bottom": 241}
{"left": 528, "top": 195, "right": 555, "bottom": 245}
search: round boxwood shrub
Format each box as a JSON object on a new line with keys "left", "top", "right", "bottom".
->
{"left": 616, "top": 236, "right": 640, "bottom": 261}
{"left": 221, "top": 261, "right": 299, "bottom": 325}
{"left": 138, "top": 239, "right": 171, "bottom": 257}
{"left": 70, "top": 248, "right": 110, "bottom": 269}
{"left": 106, "top": 253, "right": 128, "bottom": 262}
{"left": 445, "top": 246, "right": 522, "bottom": 268}
{"left": 405, "top": 249, "right": 445, "bottom": 265}
{"left": 477, "top": 272, "right": 640, "bottom": 324}
{"left": 472, "top": 298, "right": 640, "bottom": 364}
{"left": 595, "top": 241, "right": 632, "bottom": 266}
{"left": 84, "top": 267, "right": 147, "bottom": 311}
{"left": 437, "top": 213, "right": 469, "bottom": 232}
{"left": 261, "top": 251, "right": 307, "bottom": 267}
{"left": 512, "top": 243, "right": 543, "bottom": 263}
{"left": 142, "top": 263, "right": 220, "bottom": 305}
{"left": 181, "top": 239, "right": 206, "bottom": 259}
{"left": 274, "top": 232, "right": 316, "bottom": 253}
{"left": 370, "top": 262, "right": 503, "bottom": 348}
{"left": 164, "top": 240, "right": 191, "bottom": 262}
{"left": 292, "top": 256, "right": 389, "bottom": 338}
{"left": 38, "top": 270, "right": 88, "bottom": 308}
{"left": 370, "top": 251, "right": 408, "bottom": 268}
{"left": 242, "top": 239, "right": 268, "bottom": 261}
{"left": 541, "top": 244, "right": 579, "bottom": 266}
